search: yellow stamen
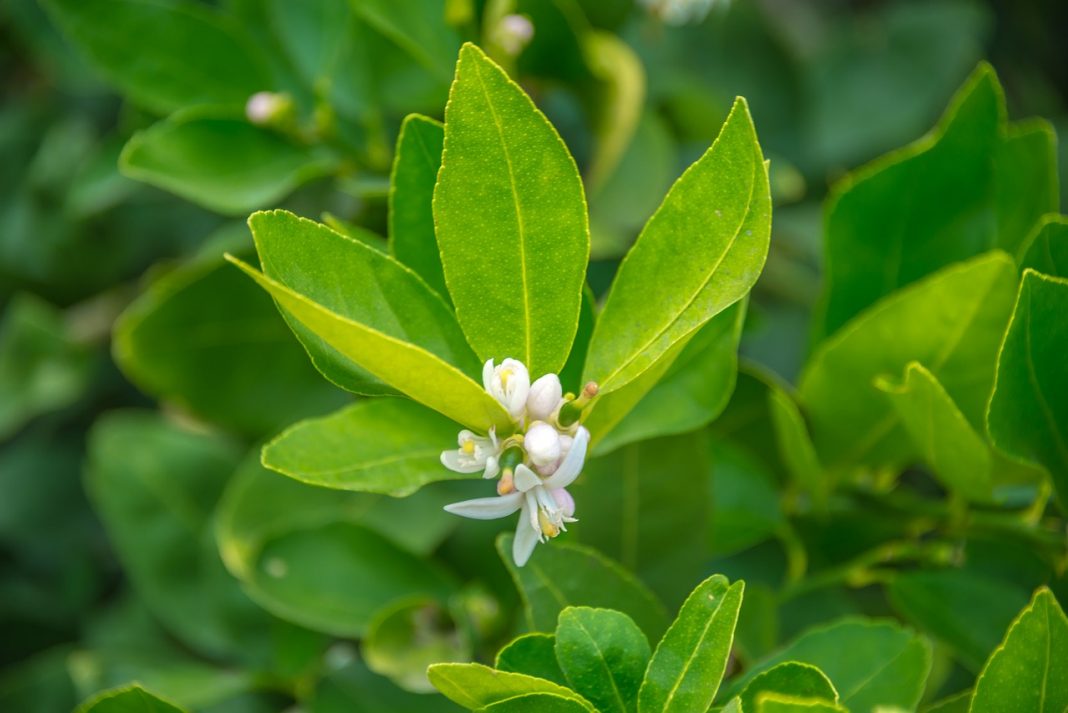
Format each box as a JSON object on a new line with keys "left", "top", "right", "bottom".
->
{"left": 461, "top": 439, "right": 476, "bottom": 455}
{"left": 497, "top": 470, "right": 515, "bottom": 495}
{"left": 500, "top": 368, "right": 513, "bottom": 388}
{"left": 538, "top": 510, "right": 560, "bottom": 538}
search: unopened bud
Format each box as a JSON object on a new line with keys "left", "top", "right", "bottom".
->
{"left": 525, "top": 421, "right": 561, "bottom": 467}
{"left": 556, "top": 381, "right": 599, "bottom": 428}
{"left": 245, "top": 91, "right": 294, "bottom": 126}
{"left": 497, "top": 14, "right": 534, "bottom": 55}
{"left": 527, "top": 373, "right": 563, "bottom": 421}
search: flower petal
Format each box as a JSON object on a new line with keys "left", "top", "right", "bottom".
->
{"left": 482, "top": 359, "right": 495, "bottom": 393}
{"left": 543, "top": 426, "right": 589, "bottom": 489}
{"left": 513, "top": 507, "right": 540, "bottom": 567}
{"left": 441, "top": 450, "right": 483, "bottom": 473}
{"left": 482, "top": 455, "right": 500, "bottom": 479}
{"left": 443, "top": 492, "right": 523, "bottom": 520}
{"left": 513, "top": 463, "right": 542, "bottom": 492}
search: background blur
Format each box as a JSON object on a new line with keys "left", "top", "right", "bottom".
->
{"left": 1, "top": 0, "right": 1066, "bottom": 710}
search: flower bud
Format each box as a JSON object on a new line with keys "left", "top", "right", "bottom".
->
{"left": 551, "top": 488, "right": 576, "bottom": 518}
{"left": 497, "top": 14, "right": 534, "bottom": 55}
{"left": 245, "top": 91, "right": 294, "bottom": 126}
{"left": 526, "top": 373, "right": 563, "bottom": 421}
{"left": 524, "top": 421, "right": 561, "bottom": 467}
{"left": 483, "top": 358, "right": 530, "bottom": 419}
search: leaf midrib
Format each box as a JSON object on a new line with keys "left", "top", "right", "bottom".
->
{"left": 659, "top": 586, "right": 729, "bottom": 711}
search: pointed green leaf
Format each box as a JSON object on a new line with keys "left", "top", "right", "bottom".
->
{"left": 754, "top": 694, "right": 846, "bottom": 713}
{"left": 120, "top": 111, "right": 335, "bottom": 215}
{"left": 876, "top": 361, "right": 993, "bottom": 501}
{"left": 584, "top": 97, "right": 770, "bottom": 395}
{"left": 496, "top": 533, "right": 669, "bottom": 642}
{"left": 496, "top": 634, "right": 569, "bottom": 686}
{"left": 1020, "top": 214, "right": 1068, "bottom": 278}
{"left": 41, "top": 0, "right": 269, "bottom": 113}
{"left": 481, "top": 693, "right": 595, "bottom": 713}
{"left": 232, "top": 210, "right": 511, "bottom": 432}
{"left": 970, "top": 588, "right": 1068, "bottom": 713}
{"left": 734, "top": 662, "right": 838, "bottom": 712}
{"left": 555, "top": 607, "right": 651, "bottom": 713}
{"left": 637, "top": 575, "right": 744, "bottom": 713}
{"left": 427, "top": 663, "right": 594, "bottom": 711}
{"left": 721, "top": 619, "right": 932, "bottom": 713}
{"left": 799, "top": 252, "right": 1017, "bottom": 470}
{"left": 768, "top": 386, "right": 829, "bottom": 509}
{"left": 818, "top": 63, "right": 1058, "bottom": 337}
{"left": 76, "top": 685, "right": 185, "bottom": 713}
{"left": 434, "top": 43, "right": 589, "bottom": 376}
{"left": 988, "top": 270, "right": 1068, "bottom": 501}
{"left": 389, "top": 114, "right": 449, "bottom": 300}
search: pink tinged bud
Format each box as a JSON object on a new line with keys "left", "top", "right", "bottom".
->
{"left": 498, "top": 14, "right": 534, "bottom": 54}
{"left": 527, "top": 373, "right": 563, "bottom": 421}
{"left": 525, "top": 421, "right": 561, "bottom": 466}
{"left": 246, "top": 92, "right": 282, "bottom": 124}
{"left": 552, "top": 488, "right": 575, "bottom": 518}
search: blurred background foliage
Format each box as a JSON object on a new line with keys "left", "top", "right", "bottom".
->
{"left": 1, "top": 0, "right": 1066, "bottom": 710}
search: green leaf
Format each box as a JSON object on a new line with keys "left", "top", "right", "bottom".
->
{"left": 389, "top": 114, "right": 449, "bottom": 301}
{"left": 41, "top": 0, "right": 269, "bottom": 114}
{"left": 584, "top": 97, "right": 770, "bottom": 395}
{"left": 593, "top": 299, "right": 746, "bottom": 455}
{"left": 75, "top": 685, "right": 185, "bottom": 713}
{"left": 707, "top": 439, "right": 784, "bottom": 557}
{"left": 120, "top": 111, "right": 335, "bottom": 215}
{"left": 555, "top": 607, "right": 651, "bottom": 713}
{"left": 970, "top": 588, "right": 1068, "bottom": 713}
{"left": 887, "top": 570, "right": 1030, "bottom": 672}
{"left": 0, "top": 294, "right": 95, "bottom": 439}
{"left": 427, "top": 663, "right": 594, "bottom": 711}
{"left": 215, "top": 452, "right": 456, "bottom": 637}
{"left": 559, "top": 286, "right": 597, "bottom": 394}
{"left": 362, "top": 597, "right": 470, "bottom": 693}
{"left": 570, "top": 433, "right": 709, "bottom": 608}
{"left": 734, "top": 662, "right": 838, "bottom": 712}
{"left": 799, "top": 252, "right": 1017, "bottom": 470}
{"left": 584, "top": 30, "right": 645, "bottom": 191}
{"left": 987, "top": 270, "right": 1068, "bottom": 497}
{"left": 434, "top": 43, "right": 589, "bottom": 377}
{"left": 767, "top": 385, "right": 829, "bottom": 510}
{"left": 481, "top": 693, "right": 595, "bottom": 713}
{"left": 496, "top": 533, "right": 669, "bottom": 642}
{"left": 310, "top": 659, "right": 461, "bottom": 713}
{"left": 349, "top": 0, "right": 460, "bottom": 83}
{"left": 876, "top": 362, "right": 993, "bottom": 501}
{"left": 113, "top": 240, "right": 346, "bottom": 437}
{"left": 753, "top": 694, "right": 846, "bottom": 713}
{"left": 721, "top": 619, "right": 932, "bottom": 712}
{"left": 85, "top": 412, "right": 275, "bottom": 664}
{"left": 496, "top": 634, "right": 569, "bottom": 686}
{"left": 262, "top": 398, "right": 467, "bottom": 496}
{"left": 637, "top": 574, "right": 744, "bottom": 713}
{"left": 817, "top": 63, "right": 1058, "bottom": 337}
{"left": 231, "top": 209, "right": 511, "bottom": 432}
{"left": 1020, "top": 214, "right": 1068, "bottom": 278}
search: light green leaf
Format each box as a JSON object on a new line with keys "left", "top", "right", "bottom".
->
{"left": 0, "top": 294, "right": 94, "bottom": 439}
{"left": 593, "top": 299, "right": 746, "bottom": 455}
{"left": 767, "top": 385, "right": 828, "bottom": 510}
{"left": 434, "top": 43, "right": 589, "bottom": 377}
{"left": 970, "top": 588, "right": 1068, "bottom": 713}
{"left": 496, "top": 533, "right": 669, "bottom": 642}
{"left": 637, "top": 574, "right": 743, "bottom": 713}
{"left": 496, "top": 634, "right": 568, "bottom": 686}
{"left": 389, "top": 114, "right": 449, "bottom": 300}
{"left": 721, "top": 619, "right": 932, "bottom": 712}
{"left": 817, "top": 63, "right": 1058, "bottom": 337}
{"left": 876, "top": 361, "right": 993, "bottom": 501}
{"left": 754, "top": 693, "right": 846, "bottom": 713}
{"left": 75, "top": 685, "right": 185, "bottom": 713}
{"left": 427, "top": 663, "right": 594, "bottom": 711}
{"left": 113, "top": 241, "right": 346, "bottom": 437}
{"left": 215, "top": 452, "right": 456, "bottom": 637}
{"left": 232, "top": 209, "right": 511, "bottom": 432}
{"left": 584, "top": 30, "right": 645, "bottom": 191}
{"left": 555, "top": 607, "right": 651, "bottom": 713}
{"left": 887, "top": 570, "right": 1030, "bottom": 672}
{"left": 584, "top": 97, "right": 770, "bottom": 395}
{"left": 987, "top": 270, "right": 1068, "bottom": 500}
{"left": 734, "top": 662, "right": 838, "bottom": 712}
{"left": 481, "top": 693, "right": 595, "bottom": 713}
{"left": 120, "top": 111, "right": 335, "bottom": 216}
{"left": 362, "top": 597, "right": 470, "bottom": 693}
{"left": 41, "top": 0, "right": 269, "bottom": 114}
{"left": 262, "top": 398, "right": 465, "bottom": 496}
{"left": 1020, "top": 214, "right": 1068, "bottom": 278}
{"left": 571, "top": 433, "right": 709, "bottom": 608}
{"left": 799, "top": 252, "right": 1017, "bottom": 471}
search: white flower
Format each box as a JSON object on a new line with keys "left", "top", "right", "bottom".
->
{"left": 497, "top": 13, "right": 534, "bottom": 55}
{"left": 524, "top": 421, "right": 560, "bottom": 467}
{"left": 526, "top": 373, "right": 563, "bottom": 422}
{"left": 483, "top": 358, "right": 530, "bottom": 419}
{"left": 440, "top": 429, "right": 500, "bottom": 479}
{"left": 245, "top": 91, "right": 290, "bottom": 125}
{"left": 536, "top": 433, "right": 572, "bottom": 476}
{"left": 444, "top": 427, "right": 589, "bottom": 566}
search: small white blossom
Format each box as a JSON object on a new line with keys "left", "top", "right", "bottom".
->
{"left": 441, "top": 429, "right": 500, "bottom": 479}
{"left": 444, "top": 427, "right": 589, "bottom": 566}
{"left": 524, "top": 421, "right": 560, "bottom": 467}
{"left": 536, "top": 433, "right": 572, "bottom": 476}
{"left": 527, "top": 373, "right": 563, "bottom": 421}
{"left": 497, "top": 14, "right": 534, "bottom": 55}
{"left": 245, "top": 91, "right": 290, "bottom": 125}
{"left": 483, "top": 358, "right": 530, "bottom": 419}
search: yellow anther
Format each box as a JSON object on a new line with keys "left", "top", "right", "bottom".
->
{"left": 497, "top": 470, "right": 515, "bottom": 495}
{"left": 538, "top": 510, "right": 560, "bottom": 538}
{"left": 461, "top": 439, "right": 476, "bottom": 455}
{"left": 500, "top": 368, "right": 513, "bottom": 388}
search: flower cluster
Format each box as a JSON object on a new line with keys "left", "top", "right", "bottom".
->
{"left": 441, "top": 358, "right": 596, "bottom": 567}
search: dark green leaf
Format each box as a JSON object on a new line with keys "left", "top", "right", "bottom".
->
{"left": 496, "top": 634, "right": 568, "bottom": 686}
{"left": 1020, "top": 214, "right": 1068, "bottom": 278}
{"left": 555, "top": 607, "right": 650, "bottom": 713}
{"left": 75, "top": 685, "right": 185, "bottom": 713}
{"left": 734, "top": 662, "right": 838, "bottom": 712}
